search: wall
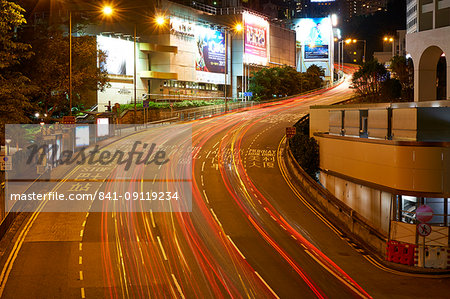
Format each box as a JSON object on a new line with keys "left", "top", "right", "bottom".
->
{"left": 269, "top": 24, "right": 296, "bottom": 67}
{"left": 316, "top": 134, "right": 450, "bottom": 195}
{"left": 284, "top": 142, "right": 387, "bottom": 257}
{"left": 320, "top": 171, "right": 392, "bottom": 235}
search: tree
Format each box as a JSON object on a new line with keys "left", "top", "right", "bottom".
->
{"left": 289, "top": 117, "right": 320, "bottom": 180}
{"left": 249, "top": 65, "right": 323, "bottom": 101}
{"left": 352, "top": 60, "right": 388, "bottom": 100}
{"left": 0, "top": 0, "right": 34, "bottom": 137}
{"left": 20, "top": 25, "right": 109, "bottom": 118}
{"left": 390, "top": 55, "right": 414, "bottom": 101}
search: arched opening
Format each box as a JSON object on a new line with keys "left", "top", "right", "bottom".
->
{"left": 418, "top": 46, "right": 444, "bottom": 102}
{"left": 436, "top": 54, "right": 447, "bottom": 100}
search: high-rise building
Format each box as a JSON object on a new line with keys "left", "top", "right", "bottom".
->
{"left": 341, "top": 0, "right": 387, "bottom": 21}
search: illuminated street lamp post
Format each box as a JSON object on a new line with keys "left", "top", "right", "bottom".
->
{"left": 384, "top": 36, "right": 395, "bottom": 57}
{"left": 342, "top": 38, "right": 366, "bottom": 64}
{"left": 224, "top": 22, "right": 243, "bottom": 111}
{"left": 69, "top": 6, "right": 112, "bottom": 116}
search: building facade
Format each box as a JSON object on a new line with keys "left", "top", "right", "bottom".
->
{"left": 307, "top": 0, "right": 450, "bottom": 269}
{"left": 406, "top": 0, "right": 449, "bottom": 102}
{"left": 93, "top": 1, "right": 296, "bottom": 111}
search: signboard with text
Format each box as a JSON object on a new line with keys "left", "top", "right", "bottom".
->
{"left": 195, "top": 26, "right": 225, "bottom": 74}
{"left": 243, "top": 12, "right": 269, "bottom": 65}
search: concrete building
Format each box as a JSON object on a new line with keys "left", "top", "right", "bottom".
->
{"left": 373, "top": 29, "right": 407, "bottom": 66}
{"left": 406, "top": 0, "right": 449, "bottom": 102}
{"left": 308, "top": 0, "right": 450, "bottom": 269}
{"left": 94, "top": 1, "right": 296, "bottom": 110}
{"left": 28, "top": 0, "right": 295, "bottom": 112}
{"left": 310, "top": 100, "right": 450, "bottom": 269}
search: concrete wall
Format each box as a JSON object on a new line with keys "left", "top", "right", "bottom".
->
{"left": 284, "top": 142, "right": 387, "bottom": 257}
{"left": 269, "top": 24, "right": 296, "bottom": 67}
{"left": 316, "top": 134, "right": 450, "bottom": 195}
{"left": 320, "top": 172, "right": 392, "bottom": 235}
{"left": 406, "top": 26, "right": 450, "bottom": 102}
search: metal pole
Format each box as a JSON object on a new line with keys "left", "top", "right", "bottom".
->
{"left": 69, "top": 11, "right": 72, "bottom": 116}
{"left": 338, "top": 41, "right": 341, "bottom": 79}
{"left": 242, "top": 30, "right": 244, "bottom": 101}
{"left": 224, "top": 29, "right": 227, "bottom": 111}
{"left": 363, "top": 40, "right": 366, "bottom": 63}
{"left": 134, "top": 23, "right": 137, "bottom": 130}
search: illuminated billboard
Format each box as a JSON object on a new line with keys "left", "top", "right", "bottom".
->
{"left": 295, "top": 18, "right": 332, "bottom": 60}
{"left": 75, "top": 126, "right": 89, "bottom": 147}
{"left": 97, "top": 36, "right": 134, "bottom": 75}
{"left": 195, "top": 27, "right": 225, "bottom": 74}
{"left": 96, "top": 118, "right": 109, "bottom": 137}
{"left": 243, "top": 12, "right": 269, "bottom": 65}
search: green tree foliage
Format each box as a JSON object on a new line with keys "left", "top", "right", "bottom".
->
{"left": 0, "top": 0, "right": 34, "bottom": 138}
{"left": 20, "top": 25, "right": 109, "bottom": 117}
{"left": 249, "top": 65, "right": 324, "bottom": 101}
{"left": 390, "top": 55, "right": 414, "bottom": 101}
{"left": 289, "top": 117, "right": 319, "bottom": 180}
{"left": 351, "top": 60, "right": 388, "bottom": 100}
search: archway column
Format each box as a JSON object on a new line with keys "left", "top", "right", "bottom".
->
{"left": 447, "top": 62, "right": 450, "bottom": 100}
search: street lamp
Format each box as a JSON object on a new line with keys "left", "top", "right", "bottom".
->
{"left": 69, "top": 5, "right": 113, "bottom": 116}
{"left": 223, "top": 23, "right": 243, "bottom": 112}
{"left": 343, "top": 38, "right": 366, "bottom": 63}
{"left": 383, "top": 36, "right": 395, "bottom": 57}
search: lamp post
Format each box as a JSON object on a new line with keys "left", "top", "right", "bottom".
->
{"left": 343, "top": 38, "right": 366, "bottom": 64}
{"left": 384, "top": 36, "right": 395, "bottom": 58}
{"left": 68, "top": 6, "right": 112, "bottom": 116}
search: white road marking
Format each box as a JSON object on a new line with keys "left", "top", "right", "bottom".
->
{"left": 227, "top": 235, "right": 246, "bottom": 260}
{"left": 210, "top": 208, "right": 222, "bottom": 227}
{"left": 157, "top": 236, "right": 168, "bottom": 261}
{"left": 254, "top": 271, "right": 280, "bottom": 299}
{"left": 202, "top": 190, "right": 210, "bottom": 204}
{"left": 171, "top": 274, "right": 185, "bottom": 299}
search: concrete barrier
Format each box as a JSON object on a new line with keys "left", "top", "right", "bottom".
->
{"left": 283, "top": 140, "right": 387, "bottom": 258}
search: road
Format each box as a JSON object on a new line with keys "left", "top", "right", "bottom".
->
{"left": 1, "top": 73, "right": 449, "bottom": 298}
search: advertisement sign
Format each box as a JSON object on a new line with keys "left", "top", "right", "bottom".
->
{"left": 97, "top": 36, "right": 134, "bottom": 75}
{"left": 243, "top": 12, "right": 269, "bottom": 65}
{"left": 170, "top": 17, "right": 195, "bottom": 37}
{"left": 75, "top": 126, "right": 89, "bottom": 147}
{"left": 195, "top": 27, "right": 225, "bottom": 74}
{"left": 305, "top": 45, "right": 329, "bottom": 59}
{"left": 295, "top": 18, "right": 332, "bottom": 60}
{"left": 96, "top": 118, "right": 109, "bottom": 137}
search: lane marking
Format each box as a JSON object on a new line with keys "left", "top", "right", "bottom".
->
{"left": 79, "top": 271, "right": 84, "bottom": 281}
{"left": 149, "top": 209, "right": 156, "bottom": 228}
{"left": 254, "top": 271, "right": 280, "bottom": 299}
{"left": 202, "top": 190, "right": 210, "bottom": 204}
{"left": 79, "top": 256, "right": 82, "bottom": 265}
{"left": 227, "top": 235, "right": 246, "bottom": 260}
{"left": 81, "top": 287, "right": 85, "bottom": 298}
{"left": 171, "top": 274, "right": 185, "bottom": 299}
{"left": 210, "top": 208, "right": 223, "bottom": 227}
{"left": 157, "top": 236, "right": 168, "bottom": 261}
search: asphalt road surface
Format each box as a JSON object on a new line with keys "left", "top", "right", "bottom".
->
{"left": 1, "top": 73, "right": 449, "bottom": 298}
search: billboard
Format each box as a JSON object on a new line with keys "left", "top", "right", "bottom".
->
{"left": 195, "top": 27, "right": 225, "bottom": 74}
{"left": 75, "top": 126, "right": 89, "bottom": 147}
{"left": 305, "top": 45, "right": 329, "bottom": 59}
{"left": 96, "top": 118, "right": 109, "bottom": 137}
{"left": 97, "top": 36, "right": 134, "bottom": 75}
{"left": 243, "top": 12, "right": 269, "bottom": 65}
{"left": 295, "top": 18, "right": 332, "bottom": 60}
